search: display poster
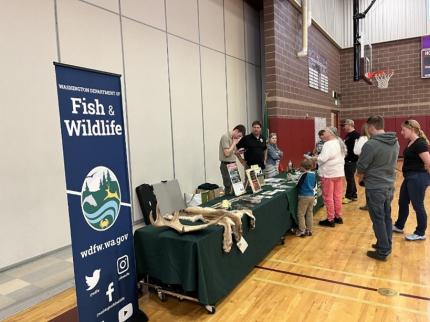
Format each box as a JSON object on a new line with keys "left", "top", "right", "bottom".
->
{"left": 54, "top": 63, "right": 146, "bottom": 322}
{"left": 246, "top": 168, "right": 262, "bottom": 194}
{"left": 227, "top": 163, "right": 246, "bottom": 196}
{"left": 308, "top": 50, "right": 328, "bottom": 93}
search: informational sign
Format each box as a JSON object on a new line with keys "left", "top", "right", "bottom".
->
{"left": 54, "top": 63, "right": 146, "bottom": 322}
{"left": 227, "top": 163, "right": 245, "bottom": 196}
{"left": 308, "top": 51, "right": 328, "bottom": 93}
{"left": 421, "top": 48, "right": 430, "bottom": 78}
{"left": 246, "top": 168, "right": 262, "bottom": 193}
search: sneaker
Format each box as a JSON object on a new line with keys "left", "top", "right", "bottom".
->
{"left": 405, "top": 233, "right": 426, "bottom": 241}
{"left": 392, "top": 225, "right": 404, "bottom": 234}
{"left": 342, "top": 197, "right": 352, "bottom": 204}
{"left": 319, "top": 219, "right": 335, "bottom": 227}
{"left": 359, "top": 205, "right": 368, "bottom": 211}
{"left": 366, "top": 250, "right": 387, "bottom": 261}
{"left": 295, "top": 230, "right": 306, "bottom": 237}
{"left": 334, "top": 217, "right": 343, "bottom": 224}
{"left": 305, "top": 230, "right": 313, "bottom": 236}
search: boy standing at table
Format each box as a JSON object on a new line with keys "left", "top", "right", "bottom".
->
{"left": 296, "top": 159, "right": 317, "bottom": 237}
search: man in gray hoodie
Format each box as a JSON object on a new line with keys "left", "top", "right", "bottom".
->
{"left": 357, "top": 116, "right": 399, "bottom": 261}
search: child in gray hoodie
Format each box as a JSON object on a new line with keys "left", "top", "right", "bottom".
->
{"left": 357, "top": 116, "right": 399, "bottom": 261}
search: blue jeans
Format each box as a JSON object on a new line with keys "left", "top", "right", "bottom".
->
{"left": 395, "top": 171, "right": 430, "bottom": 236}
{"left": 366, "top": 187, "right": 394, "bottom": 257}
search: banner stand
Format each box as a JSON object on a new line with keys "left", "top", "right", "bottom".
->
{"left": 54, "top": 62, "right": 147, "bottom": 322}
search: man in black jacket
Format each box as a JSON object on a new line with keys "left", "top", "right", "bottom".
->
{"left": 342, "top": 119, "right": 360, "bottom": 204}
{"left": 236, "top": 121, "right": 267, "bottom": 170}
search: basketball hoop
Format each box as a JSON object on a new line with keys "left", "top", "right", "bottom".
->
{"left": 366, "top": 70, "right": 394, "bottom": 89}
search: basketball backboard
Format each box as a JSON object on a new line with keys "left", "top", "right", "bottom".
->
{"left": 360, "top": 35, "right": 373, "bottom": 84}
{"left": 353, "top": 0, "right": 376, "bottom": 83}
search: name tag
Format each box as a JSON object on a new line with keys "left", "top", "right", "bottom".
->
{"left": 236, "top": 237, "right": 248, "bottom": 253}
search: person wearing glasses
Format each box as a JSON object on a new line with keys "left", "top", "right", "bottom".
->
{"left": 393, "top": 120, "right": 430, "bottom": 241}
{"left": 219, "top": 124, "right": 246, "bottom": 195}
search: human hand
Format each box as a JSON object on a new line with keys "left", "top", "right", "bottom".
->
{"left": 232, "top": 137, "right": 241, "bottom": 145}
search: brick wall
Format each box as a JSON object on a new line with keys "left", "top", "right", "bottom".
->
{"left": 263, "top": 0, "right": 340, "bottom": 121}
{"left": 263, "top": 0, "right": 341, "bottom": 165}
{"left": 340, "top": 37, "right": 430, "bottom": 120}
{"left": 263, "top": 0, "right": 430, "bottom": 164}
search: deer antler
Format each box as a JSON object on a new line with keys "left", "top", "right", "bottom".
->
{"left": 149, "top": 206, "right": 224, "bottom": 234}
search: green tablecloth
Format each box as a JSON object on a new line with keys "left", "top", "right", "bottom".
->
{"left": 134, "top": 188, "right": 292, "bottom": 305}
{"left": 276, "top": 173, "right": 324, "bottom": 223}
{"left": 133, "top": 175, "right": 323, "bottom": 305}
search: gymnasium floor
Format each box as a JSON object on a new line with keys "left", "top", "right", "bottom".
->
{"left": 3, "top": 162, "right": 430, "bottom": 321}
{"left": 0, "top": 247, "right": 74, "bottom": 320}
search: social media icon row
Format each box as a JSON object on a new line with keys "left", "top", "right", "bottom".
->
{"left": 84, "top": 254, "right": 130, "bottom": 291}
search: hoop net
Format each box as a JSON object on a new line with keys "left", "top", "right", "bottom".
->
{"left": 367, "top": 70, "right": 394, "bottom": 89}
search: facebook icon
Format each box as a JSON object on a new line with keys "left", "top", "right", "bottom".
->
{"left": 106, "top": 282, "right": 114, "bottom": 302}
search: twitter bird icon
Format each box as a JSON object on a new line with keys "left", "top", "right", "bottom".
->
{"left": 85, "top": 269, "right": 101, "bottom": 291}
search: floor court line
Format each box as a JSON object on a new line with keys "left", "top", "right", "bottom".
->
{"left": 252, "top": 276, "right": 429, "bottom": 316}
{"left": 255, "top": 265, "right": 430, "bottom": 302}
{"left": 310, "top": 226, "right": 406, "bottom": 238}
{"left": 263, "top": 258, "right": 430, "bottom": 289}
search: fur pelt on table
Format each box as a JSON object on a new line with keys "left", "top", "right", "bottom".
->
{"left": 150, "top": 206, "right": 255, "bottom": 252}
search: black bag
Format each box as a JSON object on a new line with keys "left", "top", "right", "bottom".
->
{"left": 197, "top": 183, "right": 219, "bottom": 191}
{"left": 135, "top": 184, "right": 158, "bottom": 225}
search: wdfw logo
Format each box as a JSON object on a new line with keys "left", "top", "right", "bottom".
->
{"left": 81, "top": 166, "right": 121, "bottom": 231}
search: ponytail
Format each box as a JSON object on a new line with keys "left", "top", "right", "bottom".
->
{"left": 418, "top": 129, "right": 430, "bottom": 145}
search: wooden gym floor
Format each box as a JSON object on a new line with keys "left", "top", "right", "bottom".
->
{"left": 5, "top": 162, "right": 430, "bottom": 321}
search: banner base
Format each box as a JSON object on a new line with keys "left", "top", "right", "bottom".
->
{"left": 130, "top": 309, "right": 149, "bottom": 321}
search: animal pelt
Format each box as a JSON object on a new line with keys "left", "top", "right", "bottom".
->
{"left": 150, "top": 206, "right": 255, "bottom": 253}
{"left": 183, "top": 207, "right": 256, "bottom": 252}
{"left": 184, "top": 207, "right": 256, "bottom": 230}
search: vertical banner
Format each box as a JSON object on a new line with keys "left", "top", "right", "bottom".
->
{"left": 54, "top": 63, "right": 145, "bottom": 322}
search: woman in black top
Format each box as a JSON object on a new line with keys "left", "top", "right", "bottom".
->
{"left": 393, "top": 120, "right": 430, "bottom": 241}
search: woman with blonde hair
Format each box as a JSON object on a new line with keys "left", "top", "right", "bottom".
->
{"left": 393, "top": 120, "right": 430, "bottom": 241}
{"left": 264, "top": 133, "right": 283, "bottom": 178}
{"left": 315, "top": 127, "right": 347, "bottom": 227}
